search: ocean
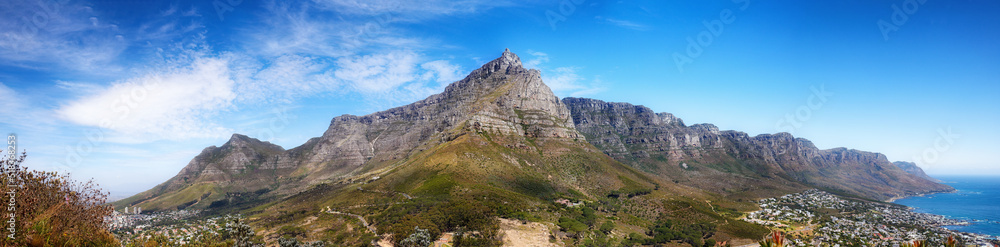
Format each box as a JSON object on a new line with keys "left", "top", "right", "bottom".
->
{"left": 894, "top": 175, "right": 1000, "bottom": 237}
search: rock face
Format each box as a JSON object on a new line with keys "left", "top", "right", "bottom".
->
{"left": 894, "top": 161, "right": 943, "bottom": 183}
{"left": 120, "top": 49, "right": 585, "bottom": 210}
{"left": 563, "top": 97, "right": 954, "bottom": 201}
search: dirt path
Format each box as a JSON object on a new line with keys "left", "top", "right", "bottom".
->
{"left": 325, "top": 208, "right": 377, "bottom": 235}
{"left": 499, "top": 218, "right": 560, "bottom": 247}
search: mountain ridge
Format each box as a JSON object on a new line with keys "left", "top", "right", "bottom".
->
{"left": 118, "top": 49, "right": 951, "bottom": 214}
{"left": 562, "top": 97, "right": 953, "bottom": 201}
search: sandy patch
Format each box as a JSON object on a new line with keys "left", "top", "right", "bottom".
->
{"left": 500, "top": 218, "right": 560, "bottom": 247}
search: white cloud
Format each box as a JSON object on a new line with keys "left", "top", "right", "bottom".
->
{"left": 420, "top": 60, "right": 463, "bottom": 84}
{"left": 0, "top": 0, "right": 128, "bottom": 73}
{"left": 544, "top": 67, "right": 585, "bottom": 92}
{"left": 335, "top": 51, "right": 420, "bottom": 93}
{"left": 524, "top": 51, "right": 549, "bottom": 69}
{"left": 237, "top": 54, "right": 341, "bottom": 104}
{"left": 528, "top": 53, "right": 606, "bottom": 97}
{"left": 329, "top": 51, "right": 466, "bottom": 109}
{"left": 313, "top": 0, "right": 515, "bottom": 19}
{"left": 57, "top": 57, "right": 236, "bottom": 141}
{"left": 55, "top": 81, "right": 103, "bottom": 94}
{"left": 596, "top": 16, "right": 650, "bottom": 31}
{"left": 250, "top": 2, "right": 355, "bottom": 58}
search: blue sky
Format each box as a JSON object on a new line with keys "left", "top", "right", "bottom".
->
{"left": 1, "top": 0, "right": 998, "bottom": 198}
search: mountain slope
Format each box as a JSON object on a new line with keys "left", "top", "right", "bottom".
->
{"left": 562, "top": 97, "right": 953, "bottom": 201}
{"left": 893, "top": 161, "right": 943, "bottom": 183}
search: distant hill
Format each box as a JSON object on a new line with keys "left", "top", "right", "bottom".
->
{"left": 893, "top": 161, "right": 944, "bottom": 183}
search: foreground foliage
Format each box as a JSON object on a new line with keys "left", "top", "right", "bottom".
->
{"left": 0, "top": 152, "right": 118, "bottom": 247}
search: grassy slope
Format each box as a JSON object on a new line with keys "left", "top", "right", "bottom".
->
{"left": 248, "top": 129, "right": 770, "bottom": 245}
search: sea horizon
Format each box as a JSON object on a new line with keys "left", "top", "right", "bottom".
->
{"left": 895, "top": 175, "right": 1000, "bottom": 237}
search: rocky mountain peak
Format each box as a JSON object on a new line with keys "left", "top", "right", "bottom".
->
{"left": 472, "top": 48, "right": 526, "bottom": 77}
{"left": 221, "top": 133, "right": 283, "bottom": 151}
{"left": 224, "top": 133, "right": 251, "bottom": 147}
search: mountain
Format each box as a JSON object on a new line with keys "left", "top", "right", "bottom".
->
{"left": 244, "top": 49, "right": 763, "bottom": 245}
{"left": 117, "top": 49, "right": 591, "bottom": 211}
{"left": 893, "top": 161, "right": 944, "bottom": 183}
{"left": 117, "top": 49, "right": 953, "bottom": 246}
{"left": 562, "top": 97, "right": 953, "bottom": 201}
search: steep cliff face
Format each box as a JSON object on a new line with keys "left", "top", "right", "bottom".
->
{"left": 563, "top": 97, "right": 953, "bottom": 201}
{"left": 118, "top": 49, "right": 587, "bottom": 211}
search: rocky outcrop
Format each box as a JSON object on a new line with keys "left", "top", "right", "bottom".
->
{"left": 563, "top": 97, "right": 954, "bottom": 201}
{"left": 894, "top": 161, "right": 943, "bottom": 183}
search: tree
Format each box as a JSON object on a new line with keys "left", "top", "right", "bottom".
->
{"left": 0, "top": 151, "right": 119, "bottom": 247}
{"left": 399, "top": 226, "right": 433, "bottom": 247}
{"left": 225, "top": 218, "right": 263, "bottom": 247}
{"left": 599, "top": 221, "right": 615, "bottom": 234}
{"left": 279, "top": 237, "right": 327, "bottom": 247}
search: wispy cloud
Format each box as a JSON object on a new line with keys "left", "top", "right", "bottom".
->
{"left": 0, "top": 0, "right": 128, "bottom": 74}
{"left": 524, "top": 51, "right": 549, "bottom": 69}
{"left": 4, "top": 0, "right": 485, "bottom": 148}
{"left": 236, "top": 54, "right": 341, "bottom": 104}
{"left": 334, "top": 51, "right": 465, "bottom": 107}
{"left": 596, "top": 16, "right": 650, "bottom": 31}
{"left": 57, "top": 57, "right": 237, "bottom": 141}
{"left": 313, "top": 0, "right": 516, "bottom": 20}
{"left": 524, "top": 52, "right": 605, "bottom": 97}
{"left": 335, "top": 51, "right": 419, "bottom": 93}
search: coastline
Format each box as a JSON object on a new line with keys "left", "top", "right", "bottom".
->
{"left": 890, "top": 187, "right": 998, "bottom": 240}
{"left": 885, "top": 189, "right": 958, "bottom": 203}
{"left": 747, "top": 189, "right": 997, "bottom": 245}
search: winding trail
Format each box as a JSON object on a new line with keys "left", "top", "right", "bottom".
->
{"left": 322, "top": 189, "right": 416, "bottom": 246}
{"left": 325, "top": 207, "right": 377, "bottom": 235}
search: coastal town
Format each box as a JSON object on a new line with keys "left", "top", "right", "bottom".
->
{"left": 744, "top": 190, "right": 997, "bottom": 246}
{"left": 107, "top": 209, "right": 237, "bottom": 245}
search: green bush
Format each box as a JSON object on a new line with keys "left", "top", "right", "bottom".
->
{"left": 558, "top": 217, "right": 588, "bottom": 235}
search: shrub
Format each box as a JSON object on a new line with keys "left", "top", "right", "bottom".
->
{"left": 399, "top": 226, "right": 433, "bottom": 247}
{"left": 759, "top": 231, "right": 786, "bottom": 247}
{"left": 599, "top": 221, "right": 615, "bottom": 234}
{"left": 0, "top": 152, "right": 119, "bottom": 246}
